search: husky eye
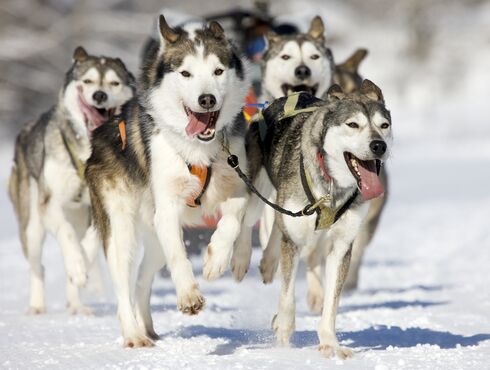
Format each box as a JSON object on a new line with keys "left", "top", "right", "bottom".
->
{"left": 281, "top": 55, "right": 291, "bottom": 60}
{"left": 83, "top": 79, "right": 93, "bottom": 84}
{"left": 310, "top": 54, "right": 320, "bottom": 60}
{"left": 214, "top": 68, "right": 224, "bottom": 76}
{"left": 180, "top": 70, "right": 191, "bottom": 78}
{"left": 110, "top": 81, "right": 120, "bottom": 87}
{"left": 381, "top": 122, "right": 390, "bottom": 129}
{"left": 346, "top": 122, "right": 359, "bottom": 129}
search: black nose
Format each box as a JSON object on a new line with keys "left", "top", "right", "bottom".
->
{"left": 370, "top": 140, "right": 387, "bottom": 156}
{"left": 295, "top": 65, "right": 311, "bottom": 80}
{"left": 198, "top": 94, "right": 216, "bottom": 109}
{"left": 92, "top": 90, "right": 107, "bottom": 104}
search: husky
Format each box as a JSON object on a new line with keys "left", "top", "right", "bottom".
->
{"left": 260, "top": 16, "right": 334, "bottom": 101}
{"left": 8, "top": 47, "right": 135, "bottom": 314}
{"left": 85, "top": 16, "right": 248, "bottom": 347}
{"left": 244, "top": 81, "right": 392, "bottom": 358}
{"left": 330, "top": 48, "right": 389, "bottom": 291}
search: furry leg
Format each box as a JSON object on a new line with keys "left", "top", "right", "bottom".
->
{"left": 106, "top": 207, "right": 152, "bottom": 348}
{"left": 154, "top": 203, "right": 204, "bottom": 315}
{"left": 272, "top": 237, "right": 300, "bottom": 346}
{"left": 134, "top": 231, "right": 166, "bottom": 340}
{"left": 230, "top": 224, "right": 252, "bottom": 282}
{"left": 318, "top": 243, "right": 353, "bottom": 359}
{"left": 43, "top": 200, "right": 87, "bottom": 287}
{"left": 25, "top": 181, "right": 46, "bottom": 314}
{"left": 203, "top": 195, "right": 248, "bottom": 280}
{"left": 306, "top": 246, "right": 325, "bottom": 314}
{"left": 81, "top": 223, "right": 104, "bottom": 295}
{"left": 259, "top": 219, "right": 281, "bottom": 284}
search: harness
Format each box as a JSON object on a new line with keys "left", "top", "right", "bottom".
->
{"left": 61, "top": 129, "right": 85, "bottom": 185}
{"left": 117, "top": 119, "right": 212, "bottom": 208}
{"left": 224, "top": 92, "right": 358, "bottom": 230}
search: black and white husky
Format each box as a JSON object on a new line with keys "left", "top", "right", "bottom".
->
{"left": 8, "top": 47, "right": 134, "bottom": 314}
{"left": 245, "top": 81, "right": 392, "bottom": 358}
{"left": 85, "top": 16, "right": 249, "bottom": 347}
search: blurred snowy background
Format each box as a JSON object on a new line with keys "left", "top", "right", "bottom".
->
{"left": 1, "top": 1, "right": 490, "bottom": 369}
{"left": 1, "top": 0, "right": 490, "bottom": 146}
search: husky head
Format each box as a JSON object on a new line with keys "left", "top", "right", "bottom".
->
{"left": 319, "top": 80, "right": 392, "bottom": 200}
{"left": 62, "top": 47, "right": 135, "bottom": 133}
{"left": 145, "top": 15, "right": 247, "bottom": 143}
{"left": 333, "top": 49, "right": 368, "bottom": 93}
{"left": 262, "top": 16, "right": 333, "bottom": 99}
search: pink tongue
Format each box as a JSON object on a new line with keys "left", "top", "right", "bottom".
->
{"left": 77, "top": 88, "right": 107, "bottom": 131}
{"left": 185, "top": 112, "right": 212, "bottom": 137}
{"left": 357, "top": 160, "right": 384, "bottom": 201}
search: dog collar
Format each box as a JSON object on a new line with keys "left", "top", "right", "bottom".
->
{"left": 300, "top": 153, "right": 358, "bottom": 230}
{"left": 316, "top": 150, "right": 332, "bottom": 182}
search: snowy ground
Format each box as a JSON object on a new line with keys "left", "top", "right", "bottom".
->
{"left": 2, "top": 1, "right": 490, "bottom": 369}
{"left": 1, "top": 131, "right": 490, "bottom": 370}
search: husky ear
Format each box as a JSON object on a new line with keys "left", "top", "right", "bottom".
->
{"left": 308, "top": 16, "right": 325, "bottom": 41}
{"left": 339, "top": 48, "right": 368, "bottom": 73}
{"left": 73, "top": 46, "right": 88, "bottom": 62}
{"left": 209, "top": 21, "right": 225, "bottom": 39}
{"left": 264, "top": 30, "right": 280, "bottom": 47}
{"left": 159, "top": 15, "right": 179, "bottom": 44}
{"left": 326, "top": 84, "right": 344, "bottom": 100}
{"left": 361, "top": 79, "right": 384, "bottom": 102}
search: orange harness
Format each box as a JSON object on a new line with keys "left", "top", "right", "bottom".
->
{"left": 118, "top": 120, "right": 211, "bottom": 207}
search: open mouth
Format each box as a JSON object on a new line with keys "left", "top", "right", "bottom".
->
{"left": 77, "top": 87, "right": 114, "bottom": 132}
{"left": 344, "top": 152, "right": 384, "bottom": 201}
{"left": 184, "top": 106, "right": 220, "bottom": 142}
{"left": 281, "top": 83, "right": 318, "bottom": 97}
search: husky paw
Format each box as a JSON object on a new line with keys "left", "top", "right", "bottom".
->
{"left": 177, "top": 287, "right": 205, "bottom": 315}
{"left": 27, "top": 306, "right": 46, "bottom": 315}
{"left": 123, "top": 335, "right": 155, "bottom": 348}
{"left": 66, "top": 255, "right": 87, "bottom": 287}
{"left": 319, "top": 344, "right": 354, "bottom": 359}
{"left": 146, "top": 328, "right": 160, "bottom": 341}
{"left": 271, "top": 314, "right": 294, "bottom": 347}
{"left": 230, "top": 248, "right": 251, "bottom": 282}
{"left": 259, "top": 256, "right": 277, "bottom": 284}
{"left": 307, "top": 291, "right": 324, "bottom": 314}
{"left": 68, "top": 304, "right": 94, "bottom": 316}
{"left": 203, "top": 244, "right": 229, "bottom": 281}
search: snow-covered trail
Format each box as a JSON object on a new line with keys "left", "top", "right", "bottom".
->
{"left": 1, "top": 133, "right": 489, "bottom": 370}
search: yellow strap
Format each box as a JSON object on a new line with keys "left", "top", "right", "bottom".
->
{"left": 279, "top": 92, "right": 319, "bottom": 121}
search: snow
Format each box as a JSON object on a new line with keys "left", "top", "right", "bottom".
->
{"left": 1, "top": 0, "right": 490, "bottom": 369}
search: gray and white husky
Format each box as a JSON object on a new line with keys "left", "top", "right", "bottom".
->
{"left": 8, "top": 47, "right": 134, "bottom": 314}
{"left": 85, "top": 16, "right": 249, "bottom": 347}
{"left": 260, "top": 16, "right": 334, "bottom": 101}
{"left": 244, "top": 81, "right": 392, "bottom": 358}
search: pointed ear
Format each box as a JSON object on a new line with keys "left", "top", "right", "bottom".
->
{"left": 73, "top": 46, "right": 88, "bottom": 62}
{"left": 339, "top": 48, "right": 368, "bottom": 73}
{"left": 159, "top": 14, "right": 179, "bottom": 44}
{"left": 264, "top": 30, "right": 280, "bottom": 47}
{"left": 361, "top": 79, "right": 384, "bottom": 102}
{"left": 308, "top": 16, "right": 325, "bottom": 41}
{"left": 208, "top": 21, "right": 225, "bottom": 39}
{"left": 326, "top": 84, "right": 344, "bottom": 100}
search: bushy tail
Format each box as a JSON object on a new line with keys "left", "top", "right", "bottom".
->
{"left": 8, "top": 138, "right": 31, "bottom": 257}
